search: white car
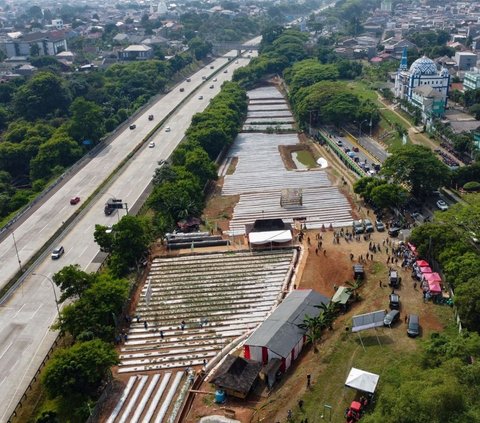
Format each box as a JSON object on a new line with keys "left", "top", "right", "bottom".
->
{"left": 436, "top": 199, "right": 449, "bottom": 211}
{"left": 165, "top": 127, "right": 171, "bottom": 132}
{"left": 213, "top": 78, "right": 217, "bottom": 82}
{"left": 148, "top": 142, "right": 155, "bottom": 148}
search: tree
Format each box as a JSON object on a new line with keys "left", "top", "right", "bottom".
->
{"left": 381, "top": 144, "right": 449, "bottom": 197}
{"left": 57, "top": 273, "right": 129, "bottom": 340}
{"left": 184, "top": 148, "right": 217, "bottom": 187}
{"left": 299, "top": 314, "right": 323, "bottom": 352}
{"left": 30, "top": 44, "right": 41, "bottom": 57}
{"left": 68, "top": 97, "right": 105, "bottom": 143}
{"left": 52, "top": 265, "right": 95, "bottom": 303}
{"left": 346, "top": 278, "right": 364, "bottom": 300}
{"left": 370, "top": 183, "right": 409, "bottom": 210}
{"left": 13, "top": 72, "right": 71, "bottom": 120}
{"left": 41, "top": 339, "right": 118, "bottom": 400}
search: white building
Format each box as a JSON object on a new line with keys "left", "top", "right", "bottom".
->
{"left": 395, "top": 49, "right": 450, "bottom": 122}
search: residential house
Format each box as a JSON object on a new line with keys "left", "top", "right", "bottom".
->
{"left": 118, "top": 44, "right": 153, "bottom": 60}
{"left": 2, "top": 31, "right": 68, "bottom": 58}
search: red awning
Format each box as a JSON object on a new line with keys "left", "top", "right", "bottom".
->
{"left": 416, "top": 260, "right": 429, "bottom": 267}
{"left": 420, "top": 266, "right": 432, "bottom": 273}
{"left": 424, "top": 272, "right": 442, "bottom": 283}
{"left": 428, "top": 280, "right": 442, "bottom": 293}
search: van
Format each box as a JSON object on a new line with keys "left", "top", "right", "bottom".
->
{"left": 407, "top": 314, "right": 420, "bottom": 337}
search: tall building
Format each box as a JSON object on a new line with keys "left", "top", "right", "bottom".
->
{"left": 395, "top": 48, "right": 450, "bottom": 123}
{"left": 464, "top": 70, "right": 480, "bottom": 91}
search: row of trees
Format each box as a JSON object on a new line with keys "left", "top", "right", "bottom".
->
{"left": 0, "top": 53, "right": 199, "bottom": 221}
{"left": 148, "top": 81, "right": 248, "bottom": 235}
{"left": 409, "top": 195, "right": 480, "bottom": 332}
{"left": 38, "top": 265, "right": 130, "bottom": 421}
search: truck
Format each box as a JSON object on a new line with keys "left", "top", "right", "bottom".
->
{"left": 104, "top": 198, "right": 123, "bottom": 215}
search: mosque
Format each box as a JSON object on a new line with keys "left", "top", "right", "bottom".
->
{"left": 394, "top": 48, "right": 450, "bottom": 123}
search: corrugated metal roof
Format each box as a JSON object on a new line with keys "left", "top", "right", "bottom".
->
{"left": 245, "top": 289, "right": 329, "bottom": 358}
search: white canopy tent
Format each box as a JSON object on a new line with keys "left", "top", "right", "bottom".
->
{"left": 345, "top": 367, "right": 379, "bottom": 394}
{"left": 248, "top": 230, "right": 292, "bottom": 245}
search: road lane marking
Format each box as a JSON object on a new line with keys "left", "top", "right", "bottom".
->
{"left": 0, "top": 342, "right": 12, "bottom": 360}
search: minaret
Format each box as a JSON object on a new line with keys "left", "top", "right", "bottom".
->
{"left": 399, "top": 46, "right": 408, "bottom": 71}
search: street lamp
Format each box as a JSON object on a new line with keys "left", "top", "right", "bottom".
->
{"left": 11, "top": 230, "right": 23, "bottom": 272}
{"left": 359, "top": 119, "right": 369, "bottom": 138}
{"left": 32, "top": 273, "right": 60, "bottom": 318}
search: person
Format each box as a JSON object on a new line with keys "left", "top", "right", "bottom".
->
{"left": 144, "top": 321, "right": 148, "bottom": 329}
{"left": 379, "top": 280, "right": 382, "bottom": 288}
{"left": 160, "top": 330, "right": 164, "bottom": 339}
{"left": 306, "top": 374, "right": 311, "bottom": 387}
{"left": 298, "top": 399, "right": 304, "bottom": 409}
{"left": 287, "top": 410, "right": 292, "bottom": 421}
{"left": 404, "top": 315, "right": 408, "bottom": 323}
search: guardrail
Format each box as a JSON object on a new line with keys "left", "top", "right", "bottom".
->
{"left": 4, "top": 56, "right": 242, "bottom": 423}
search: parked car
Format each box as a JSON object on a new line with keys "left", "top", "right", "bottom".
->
{"left": 407, "top": 314, "right": 420, "bottom": 337}
{"left": 389, "top": 293, "right": 400, "bottom": 310}
{"left": 148, "top": 115, "right": 154, "bottom": 121}
{"left": 375, "top": 219, "right": 385, "bottom": 231}
{"left": 70, "top": 196, "right": 80, "bottom": 205}
{"left": 352, "top": 220, "right": 364, "bottom": 234}
{"left": 364, "top": 219, "right": 374, "bottom": 232}
{"left": 51, "top": 246, "right": 65, "bottom": 260}
{"left": 389, "top": 270, "right": 400, "bottom": 288}
{"left": 129, "top": 124, "right": 136, "bottom": 130}
{"left": 384, "top": 309, "right": 400, "bottom": 326}
{"left": 148, "top": 142, "right": 155, "bottom": 148}
{"left": 436, "top": 199, "right": 449, "bottom": 211}
{"left": 388, "top": 226, "right": 401, "bottom": 237}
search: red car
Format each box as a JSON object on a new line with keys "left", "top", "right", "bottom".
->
{"left": 70, "top": 196, "right": 80, "bottom": 205}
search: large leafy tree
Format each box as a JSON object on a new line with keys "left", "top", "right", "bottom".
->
{"left": 52, "top": 265, "right": 95, "bottom": 303}
{"left": 68, "top": 97, "right": 105, "bottom": 143}
{"left": 13, "top": 72, "right": 71, "bottom": 120}
{"left": 381, "top": 144, "right": 449, "bottom": 197}
{"left": 41, "top": 339, "right": 118, "bottom": 399}
{"left": 57, "top": 273, "right": 129, "bottom": 340}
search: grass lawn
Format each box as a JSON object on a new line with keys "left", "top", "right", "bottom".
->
{"left": 346, "top": 81, "right": 381, "bottom": 105}
{"left": 295, "top": 150, "right": 318, "bottom": 168}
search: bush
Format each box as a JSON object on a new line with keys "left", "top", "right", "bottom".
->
{"left": 463, "top": 181, "right": 480, "bottom": 192}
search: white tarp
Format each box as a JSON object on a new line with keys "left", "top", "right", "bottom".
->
{"left": 351, "top": 310, "right": 386, "bottom": 333}
{"left": 248, "top": 230, "right": 292, "bottom": 245}
{"left": 345, "top": 367, "right": 379, "bottom": 394}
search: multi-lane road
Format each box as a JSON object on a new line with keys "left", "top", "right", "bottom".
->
{"left": 0, "top": 44, "right": 258, "bottom": 422}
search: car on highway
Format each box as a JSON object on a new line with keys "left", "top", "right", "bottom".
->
{"left": 210, "top": 85, "right": 214, "bottom": 89}
{"left": 336, "top": 140, "right": 343, "bottom": 146}
{"left": 223, "top": 69, "right": 228, "bottom": 73}
{"left": 436, "top": 199, "right": 449, "bottom": 211}
{"left": 353, "top": 147, "right": 359, "bottom": 152}
{"left": 186, "top": 78, "right": 191, "bottom": 82}
{"left": 198, "top": 95, "right": 204, "bottom": 100}
{"left": 70, "top": 196, "right": 80, "bottom": 205}
{"left": 213, "top": 78, "right": 217, "bottom": 82}
{"left": 129, "top": 124, "right": 136, "bottom": 130}
{"left": 384, "top": 309, "right": 400, "bottom": 326}
{"left": 148, "top": 142, "right": 155, "bottom": 148}
{"left": 51, "top": 246, "right": 65, "bottom": 260}
{"left": 347, "top": 151, "right": 356, "bottom": 158}
{"left": 210, "top": 65, "right": 214, "bottom": 69}
{"left": 202, "top": 76, "right": 207, "bottom": 80}
{"left": 180, "top": 87, "right": 185, "bottom": 92}
{"left": 375, "top": 220, "right": 385, "bottom": 231}
{"left": 364, "top": 219, "right": 374, "bottom": 233}
{"left": 235, "top": 60, "right": 239, "bottom": 64}
{"left": 105, "top": 225, "right": 113, "bottom": 234}
{"left": 148, "top": 115, "right": 154, "bottom": 121}
{"left": 165, "top": 126, "right": 171, "bottom": 132}
{"left": 344, "top": 147, "right": 350, "bottom": 153}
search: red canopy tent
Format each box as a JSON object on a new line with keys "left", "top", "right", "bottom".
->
{"left": 416, "top": 260, "right": 429, "bottom": 267}
{"left": 424, "top": 272, "right": 442, "bottom": 283}
{"left": 428, "top": 280, "right": 442, "bottom": 293}
{"left": 420, "top": 266, "right": 433, "bottom": 273}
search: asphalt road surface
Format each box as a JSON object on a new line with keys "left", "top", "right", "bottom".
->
{"left": 0, "top": 50, "right": 256, "bottom": 422}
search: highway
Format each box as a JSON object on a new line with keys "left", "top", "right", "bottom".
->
{"left": 0, "top": 49, "right": 256, "bottom": 422}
